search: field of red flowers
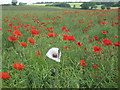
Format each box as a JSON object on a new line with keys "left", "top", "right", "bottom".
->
{"left": 1, "top": 6, "right": 119, "bottom": 88}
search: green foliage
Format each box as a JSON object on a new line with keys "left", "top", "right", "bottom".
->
{"left": 106, "top": 7, "right": 111, "bottom": 10}
{"left": 19, "top": 2, "right": 27, "bottom": 6}
{"left": 46, "top": 3, "right": 70, "bottom": 7}
{"left": 101, "top": 5, "right": 106, "bottom": 10}
{"left": 1, "top": 4, "right": 11, "bottom": 6}
{"left": 73, "top": 5, "right": 76, "bottom": 8}
{"left": 80, "top": 2, "right": 96, "bottom": 9}
{"left": 93, "top": 5, "right": 97, "bottom": 9}
{"left": 2, "top": 6, "right": 118, "bottom": 88}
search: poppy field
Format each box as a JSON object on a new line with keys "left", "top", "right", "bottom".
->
{"left": 1, "top": 6, "right": 119, "bottom": 88}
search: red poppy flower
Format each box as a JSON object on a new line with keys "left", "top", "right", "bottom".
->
{"left": 36, "top": 50, "right": 41, "bottom": 56}
{"left": 100, "top": 22, "right": 106, "bottom": 25}
{"left": 111, "top": 24, "right": 114, "bottom": 26}
{"left": 114, "top": 35, "right": 118, "bottom": 38}
{"left": 61, "top": 27, "right": 70, "bottom": 32}
{"left": 62, "top": 27, "right": 66, "bottom": 31}
{"left": 8, "top": 23, "right": 13, "bottom": 27}
{"left": 13, "top": 63, "right": 26, "bottom": 70}
{"left": 89, "top": 38, "right": 94, "bottom": 42}
{"left": 13, "top": 30, "right": 22, "bottom": 37}
{"left": 31, "top": 26, "right": 37, "bottom": 29}
{"left": 65, "top": 29, "right": 70, "bottom": 32}
{"left": 84, "top": 48, "right": 87, "bottom": 50}
{"left": 97, "top": 42, "right": 101, "bottom": 44}
{"left": 24, "top": 24, "right": 30, "bottom": 28}
{"left": 13, "top": 26, "right": 20, "bottom": 30}
{"left": 7, "top": 29, "right": 12, "bottom": 32}
{"left": 80, "top": 60, "right": 87, "bottom": 66}
{"left": 63, "top": 34, "right": 76, "bottom": 41}
{"left": 64, "top": 46, "right": 69, "bottom": 50}
{"left": 103, "top": 19, "right": 107, "bottom": 21}
{"left": 114, "top": 42, "right": 120, "bottom": 46}
{"left": 76, "top": 42, "right": 82, "bottom": 47}
{"left": 8, "top": 36, "right": 18, "bottom": 42}
{"left": 102, "top": 39, "right": 112, "bottom": 46}
{"left": 0, "top": 29, "right": 2, "bottom": 30}
{"left": 94, "top": 36, "right": 99, "bottom": 41}
{"left": 28, "top": 39, "right": 35, "bottom": 44}
{"left": 93, "top": 65, "right": 98, "bottom": 68}
{"left": 48, "top": 33, "right": 58, "bottom": 37}
{"left": 93, "top": 46, "right": 102, "bottom": 53}
{"left": 0, "top": 72, "right": 11, "bottom": 79}
{"left": 31, "top": 30, "right": 40, "bottom": 34}
{"left": 102, "top": 31, "right": 107, "bottom": 34}
{"left": 67, "top": 35, "right": 76, "bottom": 41}
{"left": 20, "top": 42, "right": 28, "bottom": 47}
{"left": 63, "top": 34, "right": 69, "bottom": 40}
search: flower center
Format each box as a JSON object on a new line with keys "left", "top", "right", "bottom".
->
{"left": 52, "top": 53, "right": 57, "bottom": 58}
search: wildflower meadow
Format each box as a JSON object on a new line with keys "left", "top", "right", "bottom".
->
{"left": 1, "top": 6, "right": 119, "bottom": 88}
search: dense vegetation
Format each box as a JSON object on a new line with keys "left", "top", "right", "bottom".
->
{"left": 1, "top": 6, "right": 119, "bottom": 88}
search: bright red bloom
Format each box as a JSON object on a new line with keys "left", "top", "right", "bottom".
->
{"left": 8, "top": 23, "right": 13, "bottom": 27}
{"left": 7, "top": 29, "right": 12, "bottom": 32}
{"left": 28, "top": 39, "right": 35, "bottom": 44}
{"left": 0, "top": 29, "right": 2, "bottom": 30}
{"left": 80, "top": 60, "right": 87, "bottom": 66}
{"left": 8, "top": 36, "right": 18, "bottom": 42}
{"left": 48, "top": 33, "right": 58, "bottom": 37}
{"left": 24, "top": 24, "right": 30, "bottom": 28}
{"left": 67, "top": 35, "right": 76, "bottom": 41}
{"left": 89, "top": 38, "right": 94, "bottom": 42}
{"left": 65, "top": 29, "right": 70, "bottom": 32}
{"left": 20, "top": 42, "right": 28, "bottom": 47}
{"left": 13, "top": 26, "right": 20, "bottom": 30}
{"left": 13, "top": 30, "right": 22, "bottom": 37}
{"left": 61, "top": 27, "right": 70, "bottom": 32}
{"left": 63, "top": 34, "right": 76, "bottom": 41}
{"left": 31, "top": 30, "right": 40, "bottom": 34}
{"left": 94, "top": 36, "right": 99, "bottom": 41}
{"left": 84, "top": 48, "right": 87, "bottom": 50}
{"left": 76, "top": 42, "right": 82, "bottom": 47}
{"left": 13, "top": 63, "right": 26, "bottom": 70}
{"left": 102, "top": 31, "right": 107, "bottom": 34}
{"left": 93, "top": 46, "right": 102, "bottom": 53}
{"left": 111, "top": 24, "right": 114, "bottom": 26}
{"left": 31, "top": 26, "right": 37, "bottom": 29}
{"left": 34, "top": 21, "right": 39, "bottom": 23}
{"left": 93, "top": 65, "right": 98, "bottom": 68}
{"left": 114, "top": 42, "right": 120, "bottom": 46}
{"left": 102, "top": 39, "right": 113, "bottom": 46}
{"left": 0, "top": 72, "right": 11, "bottom": 79}
{"left": 99, "top": 22, "right": 106, "bottom": 25}
{"left": 63, "top": 34, "right": 69, "bottom": 40}
{"left": 62, "top": 27, "right": 66, "bottom": 31}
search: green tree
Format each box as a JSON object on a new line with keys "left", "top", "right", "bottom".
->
{"left": 48, "top": 3, "right": 70, "bottom": 7}
{"left": 73, "top": 5, "right": 76, "bottom": 8}
{"left": 11, "top": 0, "right": 18, "bottom": 6}
{"left": 93, "top": 5, "right": 97, "bottom": 9}
{"left": 106, "top": 7, "right": 111, "bottom": 10}
{"left": 80, "top": 2, "right": 95, "bottom": 9}
{"left": 101, "top": 5, "right": 106, "bottom": 10}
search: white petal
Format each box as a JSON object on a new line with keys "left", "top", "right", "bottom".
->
{"left": 46, "top": 47, "right": 61, "bottom": 62}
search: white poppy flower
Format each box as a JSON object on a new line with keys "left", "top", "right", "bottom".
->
{"left": 46, "top": 48, "right": 61, "bottom": 62}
